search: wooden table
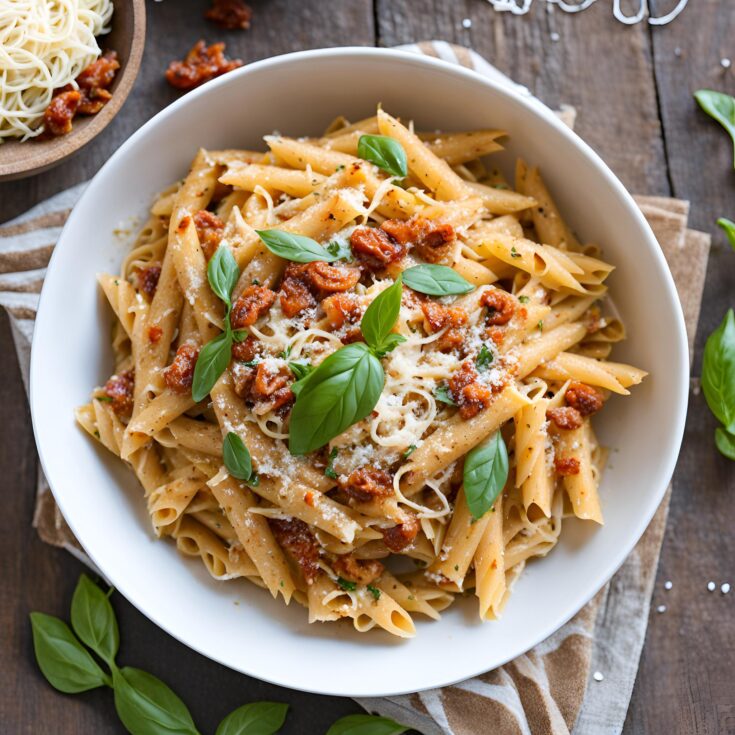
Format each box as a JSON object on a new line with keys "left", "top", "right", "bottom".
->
{"left": 2, "top": 2, "right": 734, "bottom": 732}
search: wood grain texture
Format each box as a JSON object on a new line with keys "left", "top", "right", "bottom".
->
{"left": 2, "top": 1, "right": 735, "bottom": 733}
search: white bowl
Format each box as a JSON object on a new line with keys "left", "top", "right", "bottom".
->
{"left": 30, "top": 48, "right": 689, "bottom": 697}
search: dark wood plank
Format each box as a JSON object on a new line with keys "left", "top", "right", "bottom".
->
{"left": 375, "top": 0, "right": 669, "bottom": 194}
{"left": 625, "top": 6, "right": 735, "bottom": 734}
{"left": 0, "top": 1, "right": 373, "bottom": 732}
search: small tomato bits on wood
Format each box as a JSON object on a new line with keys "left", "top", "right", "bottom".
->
{"left": 165, "top": 40, "right": 243, "bottom": 91}
{"left": 205, "top": 0, "right": 252, "bottom": 29}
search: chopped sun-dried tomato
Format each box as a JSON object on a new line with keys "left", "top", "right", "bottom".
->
{"left": 147, "top": 325, "right": 163, "bottom": 343}
{"left": 350, "top": 226, "right": 405, "bottom": 270}
{"left": 193, "top": 210, "right": 225, "bottom": 260}
{"left": 230, "top": 334, "right": 259, "bottom": 362}
{"left": 76, "top": 51, "right": 120, "bottom": 114}
{"left": 165, "top": 40, "right": 243, "bottom": 91}
{"left": 449, "top": 361, "right": 493, "bottom": 419}
{"left": 279, "top": 265, "right": 316, "bottom": 318}
{"left": 382, "top": 515, "right": 420, "bottom": 552}
{"left": 565, "top": 381, "right": 603, "bottom": 416}
{"left": 546, "top": 406, "right": 583, "bottom": 431}
{"left": 381, "top": 216, "right": 455, "bottom": 264}
{"left": 339, "top": 467, "right": 393, "bottom": 503}
{"left": 306, "top": 261, "right": 361, "bottom": 293}
{"left": 230, "top": 285, "right": 276, "bottom": 329}
{"left": 205, "top": 0, "right": 252, "bottom": 29}
{"left": 322, "top": 293, "right": 363, "bottom": 331}
{"left": 332, "top": 554, "right": 384, "bottom": 585}
{"left": 43, "top": 90, "right": 80, "bottom": 136}
{"left": 163, "top": 342, "right": 200, "bottom": 394}
{"left": 137, "top": 264, "right": 161, "bottom": 300}
{"left": 555, "top": 456, "right": 581, "bottom": 476}
{"left": 420, "top": 300, "right": 468, "bottom": 352}
{"left": 481, "top": 289, "right": 516, "bottom": 326}
{"left": 102, "top": 370, "right": 135, "bottom": 417}
{"left": 269, "top": 517, "right": 321, "bottom": 584}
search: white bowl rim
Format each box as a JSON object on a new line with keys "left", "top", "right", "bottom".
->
{"left": 30, "top": 46, "right": 690, "bottom": 697}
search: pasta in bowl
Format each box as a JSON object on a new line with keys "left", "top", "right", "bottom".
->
{"left": 75, "top": 107, "right": 646, "bottom": 638}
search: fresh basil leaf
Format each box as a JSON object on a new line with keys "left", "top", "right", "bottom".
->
{"left": 371, "top": 333, "right": 407, "bottom": 360}
{"left": 223, "top": 432, "right": 253, "bottom": 481}
{"left": 208, "top": 246, "right": 240, "bottom": 306}
{"left": 402, "top": 264, "right": 474, "bottom": 296}
{"left": 192, "top": 331, "right": 232, "bottom": 402}
{"left": 475, "top": 344, "right": 494, "bottom": 371}
{"left": 325, "top": 714, "right": 409, "bottom": 735}
{"left": 113, "top": 666, "right": 199, "bottom": 735}
{"left": 215, "top": 701, "right": 288, "bottom": 735}
{"left": 326, "top": 239, "right": 353, "bottom": 262}
{"left": 336, "top": 577, "right": 357, "bottom": 591}
{"left": 403, "top": 444, "right": 417, "bottom": 459}
{"left": 433, "top": 384, "right": 456, "bottom": 406}
{"left": 288, "top": 361, "right": 314, "bottom": 381}
{"left": 361, "top": 278, "right": 403, "bottom": 353}
{"left": 70, "top": 574, "right": 119, "bottom": 666}
{"left": 715, "top": 427, "right": 735, "bottom": 460}
{"left": 30, "top": 612, "right": 109, "bottom": 693}
{"left": 695, "top": 90, "right": 735, "bottom": 167}
{"left": 288, "top": 343, "right": 384, "bottom": 455}
{"left": 256, "top": 229, "right": 337, "bottom": 263}
{"left": 463, "top": 431, "right": 509, "bottom": 520}
{"left": 357, "top": 135, "right": 408, "bottom": 178}
{"left": 324, "top": 447, "right": 339, "bottom": 480}
{"left": 702, "top": 309, "right": 735, "bottom": 433}
{"left": 366, "top": 584, "right": 381, "bottom": 601}
{"left": 232, "top": 329, "right": 248, "bottom": 343}
{"left": 717, "top": 217, "right": 735, "bottom": 251}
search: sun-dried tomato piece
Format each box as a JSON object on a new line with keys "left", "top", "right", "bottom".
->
{"left": 230, "top": 285, "right": 276, "bottom": 329}
{"left": 76, "top": 50, "right": 119, "bottom": 114}
{"left": 332, "top": 554, "right": 384, "bottom": 585}
{"left": 448, "top": 361, "right": 493, "bottom": 419}
{"left": 565, "top": 381, "right": 603, "bottom": 416}
{"left": 165, "top": 40, "right": 243, "bottom": 91}
{"left": 43, "top": 90, "right": 80, "bottom": 136}
{"left": 251, "top": 362, "right": 290, "bottom": 399}
{"left": 555, "top": 456, "right": 581, "bottom": 476}
{"left": 205, "top": 0, "right": 252, "bottom": 29}
{"left": 230, "top": 362, "right": 255, "bottom": 398}
{"left": 481, "top": 289, "right": 516, "bottom": 326}
{"left": 102, "top": 370, "right": 135, "bottom": 417}
{"left": 381, "top": 217, "right": 455, "bottom": 264}
{"left": 420, "top": 301, "right": 468, "bottom": 352}
{"left": 322, "top": 293, "right": 363, "bottom": 332}
{"left": 193, "top": 210, "right": 225, "bottom": 260}
{"left": 137, "top": 264, "right": 161, "bottom": 300}
{"left": 230, "top": 334, "right": 259, "bottom": 362}
{"left": 350, "top": 226, "right": 405, "bottom": 270}
{"left": 306, "top": 261, "right": 361, "bottom": 293}
{"left": 148, "top": 325, "right": 163, "bottom": 343}
{"left": 269, "top": 517, "right": 321, "bottom": 584}
{"left": 382, "top": 514, "right": 420, "bottom": 552}
{"left": 278, "top": 263, "right": 316, "bottom": 318}
{"left": 546, "top": 406, "right": 583, "bottom": 431}
{"left": 339, "top": 468, "right": 393, "bottom": 503}
{"left": 163, "top": 342, "right": 200, "bottom": 394}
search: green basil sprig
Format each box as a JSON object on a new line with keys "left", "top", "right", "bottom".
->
{"left": 717, "top": 217, "right": 735, "bottom": 252}
{"left": 215, "top": 702, "right": 289, "bottom": 735}
{"left": 402, "top": 264, "right": 474, "bottom": 296}
{"left": 192, "top": 246, "right": 245, "bottom": 402}
{"left": 288, "top": 280, "right": 406, "bottom": 455}
{"left": 433, "top": 384, "right": 456, "bottom": 406}
{"left": 694, "top": 90, "right": 735, "bottom": 167}
{"left": 223, "top": 431, "right": 259, "bottom": 484}
{"left": 31, "top": 574, "right": 302, "bottom": 735}
{"left": 256, "top": 229, "right": 338, "bottom": 263}
{"left": 325, "top": 714, "right": 409, "bottom": 735}
{"left": 463, "top": 431, "right": 509, "bottom": 519}
{"left": 702, "top": 308, "right": 735, "bottom": 460}
{"left": 357, "top": 135, "right": 408, "bottom": 178}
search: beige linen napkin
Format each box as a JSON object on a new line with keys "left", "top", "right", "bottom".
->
{"left": 0, "top": 42, "right": 709, "bottom": 735}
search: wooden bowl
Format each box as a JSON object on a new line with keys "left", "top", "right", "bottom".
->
{"left": 0, "top": 0, "right": 146, "bottom": 181}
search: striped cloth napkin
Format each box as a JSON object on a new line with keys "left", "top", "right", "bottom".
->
{"left": 0, "top": 41, "right": 710, "bottom": 735}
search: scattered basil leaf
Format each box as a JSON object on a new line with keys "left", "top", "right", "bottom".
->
{"left": 223, "top": 432, "right": 255, "bottom": 482}
{"left": 232, "top": 329, "right": 248, "bottom": 343}
{"left": 476, "top": 344, "right": 494, "bottom": 371}
{"left": 361, "top": 278, "right": 403, "bottom": 354}
{"left": 518, "top": 295, "right": 530, "bottom": 304}
{"left": 215, "top": 701, "right": 289, "bottom": 735}
{"left": 371, "top": 332, "right": 407, "bottom": 360}
{"left": 280, "top": 345, "right": 292, "bottom": 359}
{"left": 208, "top": 246, "right": 239, "bottom": 305}
{"left": 96, "top": 395, "right": 113, "bottom": 402}
{"left": 288, "top": 343, "right": 384, "bottom": 455}
{"left": 463, "top": 431, "right": 509, "bottom": 520}
{"left": 717, "top": 217, "right": 735, "bottom": 251}
{"left": 30, "top": 613, "right": 109, "bottom": 693}
{"left": 537, "top": 320, "right": 544, "bottom": 332}
{"left": 510, "top": 246, "right": 521, "bottom": 258}
{"left": 324, "top": 447, "right": 339, "bottom": 480}
{"left": 403, "top": 444, "right": 417, "bottom": 459}
{"left": 367, "top": 584, "right": 381, "bottom": 601}
{"left": 326, "top": 239, "right": 353, "bottom": 262}
{"left": 701, "top": 308, "right": 735, "bottom": 435}
{"left": 256, "top": 229, "right": 337, "bottom": 263}
{"left": 694, "top": 89, "right": 735, "bottom": 167}
{"left": 70, "top": 574, "right": 119, "bottom": 666}
{"left": 402, "top": 264, "right": 474, "bottom": 296}
{"left": 112, "top": 666, "right": 199, "bottom": 735}
{"left": 192, "top": 331, "right": 232, "bottom": 402}
{"left": 715, "top": 427, "right": 735, "bottom": 460}
{"left": 357, "top": 135, "right": 408, "bottom": 178}
{"left": 288, "top": 361, "right": 314, "bottom": 381}
{"left": 433, "top": 384, "right": 456, "bottom": 406}
{"left": 326, "top": 714, "right": 409, "bottom": 735}
{"left": 336, "top": 577, "right": 357, "bottom": 591}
